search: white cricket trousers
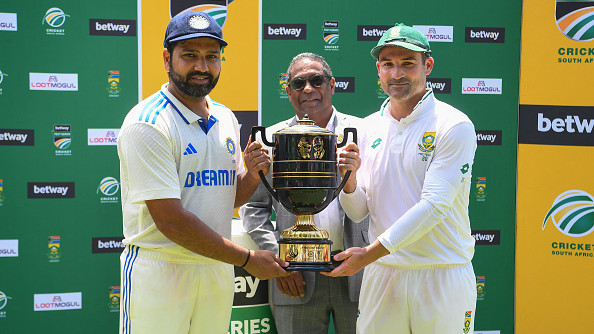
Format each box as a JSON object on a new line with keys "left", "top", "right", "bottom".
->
{"left": 357, "top": 262, "right": 476, "bottom": 334}
{"left": 120, "top": 245, "right": 234, "bottom": 334}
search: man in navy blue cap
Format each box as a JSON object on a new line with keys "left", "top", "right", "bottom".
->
{"left": 117, "top": 11, "right": 288, "bottom": 334}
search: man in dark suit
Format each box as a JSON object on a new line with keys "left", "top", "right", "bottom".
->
{"left": 240, "top": 53, "right": 369, "bottom": 334}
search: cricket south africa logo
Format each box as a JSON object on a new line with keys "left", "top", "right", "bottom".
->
{"left": 169, "top": 0, "right": 232, "bottom": 27}
{"left": 543, "top": 190, "right": 594, "bottom": 237}
{"left": 43, "top": 8, "right": 69, "bottom": 27}
{"left": 556, "top": 0, "right": 594, "bottom": 41}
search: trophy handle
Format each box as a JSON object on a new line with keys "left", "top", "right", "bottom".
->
{"left": 337, "top": 127, "right": 357, "bottom": 148}
{"left": 334, "top": 127, "right": 357, "bottom": 197}
{"left": 251, "top": 126, "right": 275, "bottom": 147}
{"left": 251, "top": 126, "right": 278, "bottom": 201}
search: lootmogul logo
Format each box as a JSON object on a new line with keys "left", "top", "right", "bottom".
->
{"left": 462, "top": 78, "right": 502, "bottom": 95}
{"left": 413, "top": 25, "right": 453, "bottom": 42}
{"left": 0, "top": 12, "right": 17, "bottom": 31}
{"left": 34, "top": 292, "right": 82, "bottom": 311}
{"left": 170, "top": 0, "right": 230, "bottom": 27}
{"left": 543, "top": 190, "right": 594, "bottom": 237}
{"left": 556, "top": 1, "right": 594, "bottom": 41}
{"left": 88, "top": 128, "right": 119, "bottom": 146}
{"left": 30, "top": 73, "right": 78, "bottom": 91}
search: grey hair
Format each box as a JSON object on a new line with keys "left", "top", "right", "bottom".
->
{"left": 286, "top": 53, "right": 333, "bottom": 82}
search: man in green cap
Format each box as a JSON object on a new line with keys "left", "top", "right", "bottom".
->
{"left": 325, "top": 23, "right": 478, "bottom": 333}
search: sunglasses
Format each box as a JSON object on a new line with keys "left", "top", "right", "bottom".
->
{"left": 288, "top": 74, "right": 330, "bottom": 91}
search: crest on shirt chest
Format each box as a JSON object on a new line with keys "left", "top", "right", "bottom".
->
{"left": 417, "top": 131, "right": 435, "bottom": 162}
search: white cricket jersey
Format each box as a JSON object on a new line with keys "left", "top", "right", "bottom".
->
{"left": 340, "top": 90, "right": 477, "bottom": 267}
{"left": 117, "top": 83, "right": 245, "bottom": 261}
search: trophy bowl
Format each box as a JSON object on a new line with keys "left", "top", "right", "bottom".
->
{"left": 252, "top": 115, "right": 357, "bottom": 271}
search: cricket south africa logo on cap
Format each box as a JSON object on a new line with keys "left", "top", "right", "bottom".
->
{"left": 543, "top": 190, "right": 594, "bottom": 237}
{"left": 170, "top": 0, "right": 231, "bottom": 27}
{"left": 555, "top": 0, "right": 594, "bottom": 41}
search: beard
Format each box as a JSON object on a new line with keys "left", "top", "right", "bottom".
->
{"left": 168, "top": 61, "right": 220, "bottom": 98}
{"left": 381, "top": 77, "right": 418, "bottom": 102}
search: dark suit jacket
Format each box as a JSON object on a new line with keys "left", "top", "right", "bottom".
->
{"left": 240, "top": 109, "right": 369, "bottom": 305}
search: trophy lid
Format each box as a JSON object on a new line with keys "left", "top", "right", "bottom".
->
{"left": 275, "top": 114, "right": 337, "bottom": 136}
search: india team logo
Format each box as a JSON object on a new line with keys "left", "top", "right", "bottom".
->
{"left": 418, "top": 132, "right": 436, "bottom": 153}
{"left": 97, "top": 177, "right": 120, "bottom": 196}
{"left": 555, "top": 0, "right": 594, "bottom": 41}
{"left": 226, "top": 137, "right": 236, "bottom": 155}
{"left": 170, "top": 0, "right": 234, "bottom": 27}
{"left": 48, "top": 235, "right": 61, "bottom": 262}
{"left": 42, "top": 8, "right": 69, "bottom": 27}
{"left": 542, "top": 190, "right": 594, "bottom": 237}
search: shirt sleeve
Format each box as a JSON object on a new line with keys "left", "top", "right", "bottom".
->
{"left": 119, "top": 122, "right": 181, "bottom": 204}
{"left": 377, "top": 121, "right": 476, "bottom": 253}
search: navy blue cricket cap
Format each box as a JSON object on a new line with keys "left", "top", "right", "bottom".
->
{"left": 163, "top": 11, "right": 228, "bottom": 48}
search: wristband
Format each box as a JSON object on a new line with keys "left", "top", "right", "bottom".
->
{"left": 240, "top": 250, "right": 251, "bottom": 268}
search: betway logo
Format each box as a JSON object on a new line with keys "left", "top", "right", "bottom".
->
{"left": 476, "top": 130, "right": 502, "bottom": 145}
{"left": 413, "top": 25, "right": 454, "bottom": 42}
{"left": 334, "top": 77, "right": 355, "bottom": 93}
{"left": 263, "top": 24, "right": 306, "bottom": 40}
{"left": 426, "top": 78, "right": 451, "bottom": 94}
{"left": 357, "top": 25, "right": 391, "bottom": 41}
{"left": 538, "top": 113, "right": 594, "bottom": 133}
{"left": 92, "top": 237, "right": 125, "bottom": 253}
{"left": 233, "top": 267, "right": 269, "bottom": 306}
{"left": 519, "top": 105, "right": 594, "bottom": 146}
{"left": 54, "top": 124, "right": 70, "bottom": 132}
{"left": 89, "top": 19, "right": 136, "bottom": 36}
{"left": 28, "top": 182, "right": 75, "bottom": 199}
{"left": 0, "top": 129, "right": 34, "bottom": 146}
{"left": 465, "top": 27, "right": 505, "bottom": 43}
{"left": 471, "top": 230, "right": 500, "bottom": 245}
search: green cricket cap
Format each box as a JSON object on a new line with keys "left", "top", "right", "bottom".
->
{"left": 370, "top": 23, "right": 431, "bottom": 59}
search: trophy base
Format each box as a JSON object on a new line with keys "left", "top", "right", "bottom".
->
{"left": 284, "top": 262, "right": 335, "bottom": 272}
{"left": 279, "top": 238, "right": 333, "bottom": 272}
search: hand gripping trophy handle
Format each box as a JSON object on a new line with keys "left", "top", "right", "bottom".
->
{"left": 334, "top": 127, "right": 357, "bottom": 198}
{"left": 251, "top": 126, "right": 278, "bottom": 201}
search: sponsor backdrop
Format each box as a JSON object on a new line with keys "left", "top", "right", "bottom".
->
{"left": 0, "top": 0, "right": 138, "bottom": 332}
{"left": 260, "top": 1, "right": 520, "bottom": 333}
{"left": 516, "top": 0, "right": 594, "bottom": 333}
{"left": 1, "top": 0, "right": 525, "bottom": 333}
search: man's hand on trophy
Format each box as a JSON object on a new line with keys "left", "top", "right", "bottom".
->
{"left": 276, "top": 271, "right": 306, "bottom": 298}
{"left": 243, "top": 136, "right": 271, "bottom": 181}
{"left": 338, "top": 142, "right": 360, "bottom": 194}
{"left": 321, "top": 241, "right": 389, "bottom": 277}
{"left": 244, "top": 250, "right": 290, "bottom": 280}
